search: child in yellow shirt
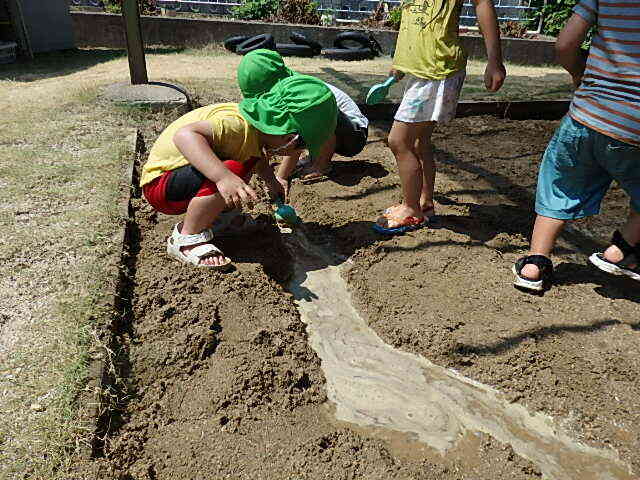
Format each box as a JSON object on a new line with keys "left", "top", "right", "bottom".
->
{"left": 140, "top": 75, "right": 337, "bottom": 269}
{"left": 374, "top": 0, "right": 506, "bottom": 234}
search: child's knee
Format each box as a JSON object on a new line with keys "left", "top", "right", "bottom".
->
{"left": 387, "top": 134, "right": 412, "bottom": 156}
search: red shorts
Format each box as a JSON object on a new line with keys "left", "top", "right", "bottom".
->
{"left": 142, "top": 158, "right": 258, "bottom": 215}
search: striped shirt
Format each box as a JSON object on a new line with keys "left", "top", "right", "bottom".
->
{"left": 569, "top": 0, "right": 640, "bottom": 147}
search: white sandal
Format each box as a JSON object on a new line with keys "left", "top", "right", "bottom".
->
{"left": 166, "top": 223, "right": 232, "bottom": 270}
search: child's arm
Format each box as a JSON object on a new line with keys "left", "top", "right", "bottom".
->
{"left": 473, "top": 0, "right": 506, "bottom": 92}
{"left": 173, "top": 121, "right": 258, "bottom": 209}
{"left": 255, "top": 155, "right": 286, "bottom": 201}
{"left": 277, "top": 150, "right": 303, "bottom": 180}
{"left": 556, "top": 13, "right": 591, "bottom": 88}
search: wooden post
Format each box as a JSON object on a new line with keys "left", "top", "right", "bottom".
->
{"left": 7, "top": 0, "right": 33, "bottom": 59}
{"left": 122, "top": 0, "right": 148, "bottom": 85}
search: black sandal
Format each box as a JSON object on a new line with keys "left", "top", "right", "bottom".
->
{"left": 512, "top": 255, "right": 554, "bottom": 292}
{"left": 589, "top": 230, "right": 640, "bottom": 281}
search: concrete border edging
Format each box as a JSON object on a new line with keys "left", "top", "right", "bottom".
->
{"left": 70, "top": 11, "right": 558, "bottom": 66}
{"left": 77, "top": 129, "right": 142, "bottom": 460}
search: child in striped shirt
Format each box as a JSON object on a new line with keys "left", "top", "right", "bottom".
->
{"left": 513, "top": 0, "right": 640, "bottom": 291}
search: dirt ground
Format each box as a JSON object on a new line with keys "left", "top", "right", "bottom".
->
{"left": 83, "top": 115, "right": 639, "bottom": 479}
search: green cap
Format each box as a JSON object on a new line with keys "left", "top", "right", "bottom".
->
{"left": 239, "top": 75, "right": 337, "bottom": 159}
{"left": 237, "top": 49, "right": 295, "bottom": 99}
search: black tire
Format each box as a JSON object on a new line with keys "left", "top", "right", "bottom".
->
{"left": 321, "top": 47, "right": 375, "bottom": 61}
{"left": 368, "top": 34, "right": 383, "bottom": 55}
{"left": 290, "top": 31, "right": 322, "bottom": 55}
{"left": 236, "top": 34, "right": 276, "bottom": 55}
{"left": 276, "top": 43, "right": 317, "bottom": 57}
{"left": 223, "top": 35, "right": 251, "bottom": 53}
{"left": 333, "top": 31, "right": 371, "bottom": 50}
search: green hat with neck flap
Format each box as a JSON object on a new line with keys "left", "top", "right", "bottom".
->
{"left": 237, "top": 49, "right": 296, "bottom": 99}
{"left": 239, "top": 75, "right": 337, "bottom": 159}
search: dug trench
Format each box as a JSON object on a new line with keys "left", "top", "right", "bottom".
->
{"left": 84, "top": 116, "right": 639, "bottom": 479}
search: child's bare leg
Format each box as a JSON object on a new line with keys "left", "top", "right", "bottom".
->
{"left": 309, "top": 134, "right": 336, "bottom": 175}
{"left": 415, "top": 124, "right": 436, "bottom": 214}
{"left": 387, "top": 121, "right": 434, "bottom": 219}
{"left": 521, "top": 215, "right": 566, "bottom": 280}
{"left": 181, "top": 194, "right": 229, "bottom": 267}
{"left": 603, "top": 209, "right": 640, "bottom": 265}
{"left": 277, "top": 150, "right": 302, "bottom": 180}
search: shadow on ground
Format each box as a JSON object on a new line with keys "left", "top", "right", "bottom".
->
{"left": 1, "top": 47, "right": 184, "bottom": 82}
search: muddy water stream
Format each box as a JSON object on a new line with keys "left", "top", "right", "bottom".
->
{"left": 284, "top": 228, "right": 633, "bottom": 480}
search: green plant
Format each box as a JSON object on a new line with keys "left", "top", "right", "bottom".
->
{"left": 536, "top": 0, "right": 593, "bottom": 48}
{"left": 276, "top": 0, "right": 321, "bottom": 25}
{"left": 499, "top": 20, "right": 528, "bottom": 38}
{"left": 103, "top": 0, "right": 158, "bottom": 15}
{"left": 232, "top": 0, "right": 280, "bottom": 20}
{"left": 537, "top": 0, "right": 577, "bottom": 37}
{"left": 387, "top": 6, "right": 402, "bottom": 30}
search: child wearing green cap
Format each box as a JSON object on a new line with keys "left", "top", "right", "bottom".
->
{"left": 140, "top": 75, "right": 337, "bottom": 269}
{"left": 237, "top": 49, "right": 369, "bottom": 190}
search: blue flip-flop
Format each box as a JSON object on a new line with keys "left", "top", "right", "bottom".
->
{"left": 372, "top": 216, "right": 427, "bottom": 235}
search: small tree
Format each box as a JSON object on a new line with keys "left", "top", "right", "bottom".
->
{"left": 538, "top": 0, "right": 578, "bottom": 37}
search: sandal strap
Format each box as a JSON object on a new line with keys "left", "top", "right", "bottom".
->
{"left": 171, "top": 224, "right": 214, "bottom": 247}
{"left": 611, "top": 230, "right": 639, "bottom": 269}
{"left": 515, "top": 255, "right": 553, "bottom": 276}
{"left": 189, "top": 243, "right": 224, "bottom": 259}
{"left": 381, "top": 212, "right": 423, "bottom": 227}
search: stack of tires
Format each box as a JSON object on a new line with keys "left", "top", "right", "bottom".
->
{"left": 223, "top": 31, "right": 382, "bottom": 61}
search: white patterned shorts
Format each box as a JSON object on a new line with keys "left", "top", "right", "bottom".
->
{"left": 394, "top": 69, "right": 466, "bottom": 124}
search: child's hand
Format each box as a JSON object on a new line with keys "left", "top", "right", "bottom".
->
{"left": 484, "top": 61, "right": 506, "bottom": 92}
{"left": 389, "top": 69, "right": 405, "bottom": 81}
{"left": 216, "top": 173, "right": 258, "bottom": 209}
{"left": 275, "top": 176, "right": 289, "bottom": 201}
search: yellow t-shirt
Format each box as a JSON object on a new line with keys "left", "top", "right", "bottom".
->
{"left": 392, "top": 0, "right": 467, "bottom": 80}
{"left": 140, "top": 103, "right": 261, "bottom": 187}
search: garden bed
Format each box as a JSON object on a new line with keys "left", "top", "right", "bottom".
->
{"left": 80, "top": 114, "right": 639, "bottom": 480}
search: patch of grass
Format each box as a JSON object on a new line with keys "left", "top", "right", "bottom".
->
{"left": 0, "top": 65, "right": 136, "bottom": 479}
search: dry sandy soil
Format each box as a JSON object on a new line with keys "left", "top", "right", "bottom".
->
{"left": 80, "top": 115, "right": 639, "bottom": 479}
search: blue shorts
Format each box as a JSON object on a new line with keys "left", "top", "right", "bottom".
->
{"left": 535, "top": 115, "right": 640, "bottom": 220}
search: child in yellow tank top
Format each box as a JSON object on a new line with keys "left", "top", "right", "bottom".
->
{"left": 374, "top": 0, "right": 507, "bottom": 235}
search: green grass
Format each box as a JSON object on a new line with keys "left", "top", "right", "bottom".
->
{"left": 0, "top": 66, "right": 138, "bottom": 480}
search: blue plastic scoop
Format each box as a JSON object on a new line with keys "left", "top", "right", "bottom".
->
{"left": 365, "top": 76, "right": 397, "bottom": 105}
{"left": 274, "top": 198, "right": 301, "bottom": 225}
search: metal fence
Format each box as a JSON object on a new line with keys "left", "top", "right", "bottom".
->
{"left": 71, "top": 0, "right": 543, "bottom": 30}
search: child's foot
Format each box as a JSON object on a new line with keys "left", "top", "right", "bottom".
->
{"left": 512, "top": 255, "right": 553, "bottom": 292}
{"left": 167, "top": 223, "right": 232, "bottom": 270}
{"left": 299, "top": 164, "right": 330, "bottom": 183}
{"left": 373, "top": 204, "right": 426, "bottom": 235}
{"left": 384, "top": 204, "right": 437, "bottom": 223}
{"left": 589, "top": 230, "right": 640, "bottom": 281}
{"left": 181, "top": 242, "right": 229, "bottom": 267}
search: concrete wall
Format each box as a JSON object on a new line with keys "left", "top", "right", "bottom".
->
{"left": 22, "top": 0, "right": 74, "bottom": 52}
{"left": 71, "top": 12, "right": 557, "bottom": 66}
